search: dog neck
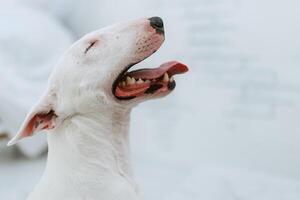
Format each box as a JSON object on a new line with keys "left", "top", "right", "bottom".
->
{"left": 35, "top": 105, "right": 139, "bottom": 198}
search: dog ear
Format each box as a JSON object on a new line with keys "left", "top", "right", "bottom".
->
{"left": 7, "top": 92, "right": 57, "bottom": 146}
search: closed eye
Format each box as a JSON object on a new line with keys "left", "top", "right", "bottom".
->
{"left": 84, "top": 40, "right": 98, "bottom": 54}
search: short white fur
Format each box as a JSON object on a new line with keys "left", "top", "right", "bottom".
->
{"left": 8, "top": 18, "right": 167, "bottom": 200}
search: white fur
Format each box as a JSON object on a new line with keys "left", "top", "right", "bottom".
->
{"left": 10, "top": 18, "right": 166, "bottom": 200}
{"left": 29, "top": 108, "right": 138, "bottom": 200}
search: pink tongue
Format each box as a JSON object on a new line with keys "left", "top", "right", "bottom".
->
{"left": 127, "top": 61, "right": 188, "bottom": 79}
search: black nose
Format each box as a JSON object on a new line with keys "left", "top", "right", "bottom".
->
{"left": 148, "top": 16, "right": 164, "bottom": 34}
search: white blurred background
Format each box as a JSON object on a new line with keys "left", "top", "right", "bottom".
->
{"left": 1, "top": 0, "right": 300, "bottom": 199}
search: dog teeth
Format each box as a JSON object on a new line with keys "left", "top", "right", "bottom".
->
{"left": 163, "top": 73, "right": 169, "bottom": 82}
{"left": 122, "top": 75, "right": 173, "bottom": 87}
{"left": 122, "top": 77, "right": 153, "bottom": 86}
{"left": 121, "top": 74, "right": 173, "bottom": 87}
{"left": 121, "top": 81, "right": 126, "bottom": 87}
{"left": 131, "top": 77, "right": 136, "bottom": 85}
{"left": 126, "top": 76, "right": 131, "bottom": 84}
{"left": 125, "top": 76, "right": 135, "bottom": 85}
{"left": 137, "top": 78, "right": 144, "bottom": 84}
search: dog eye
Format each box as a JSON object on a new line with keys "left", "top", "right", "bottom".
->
{"left": 84, "top": 40, "right": 98, "bottom": 54}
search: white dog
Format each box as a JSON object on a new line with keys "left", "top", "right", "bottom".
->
{"left": 8, "top": 17, "right": 188, "bottom": 200}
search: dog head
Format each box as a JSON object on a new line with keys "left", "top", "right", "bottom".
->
{"left": 8, "top": 17, "right": 188, "bottom": 145}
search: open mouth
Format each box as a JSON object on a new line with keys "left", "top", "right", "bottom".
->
{"left": 112, "top": 61, "right": 188, "bottom": 100}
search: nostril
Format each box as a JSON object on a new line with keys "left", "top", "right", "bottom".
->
{"left": 148, "top": 17, "right": 164, "bottom": 33}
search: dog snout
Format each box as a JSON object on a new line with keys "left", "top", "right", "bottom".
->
{"left": 148, "top": 16, "right": 164, "bottom": 34}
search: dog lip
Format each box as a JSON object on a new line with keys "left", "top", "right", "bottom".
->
{"left": 111, "top": 62, "right": 137, "bottom": 100}
{"left": 144, "top": 84, "right": 163, "bottom": 94}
